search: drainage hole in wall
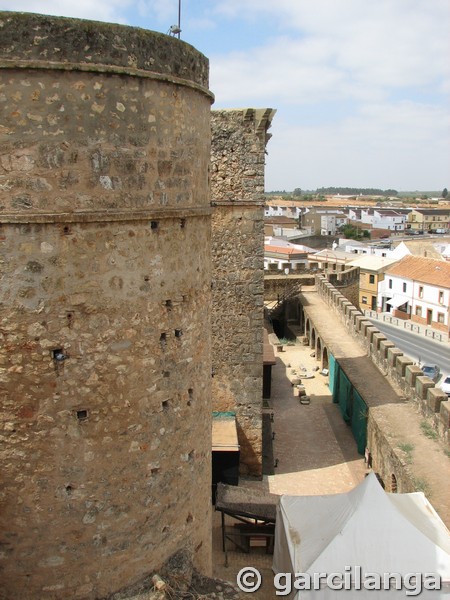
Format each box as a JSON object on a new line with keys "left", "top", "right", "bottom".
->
{"left": 76, "top": 409, "right": 88, "bottom": 421}
{"left": 52, "top": 348, "right": 66, "bottom": 361}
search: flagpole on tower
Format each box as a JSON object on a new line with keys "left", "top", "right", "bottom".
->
{"left": 168, "top": 1, "right": 182, "bottom": 39}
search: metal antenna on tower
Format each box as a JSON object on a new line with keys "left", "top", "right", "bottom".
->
{"left": 168, "top": 0, "right": 182, "bottom": 39}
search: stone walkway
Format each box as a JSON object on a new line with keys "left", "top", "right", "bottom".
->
{"left": 212, "top": 340, "right": 366, "bottom": 599}
{"left": 300, "top": 289, "right": 450, "bottom": 526}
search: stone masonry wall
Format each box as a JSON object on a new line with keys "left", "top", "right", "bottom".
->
{"left": 210, "top": 109, "right": 275, "bottom": 477}
{"left": 0, "top": 13, "right": 213, "bottom": 600}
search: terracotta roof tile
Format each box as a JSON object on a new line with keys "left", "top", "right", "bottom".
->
{"left": 385, "top": 255, "right": 450, "bottom": 286}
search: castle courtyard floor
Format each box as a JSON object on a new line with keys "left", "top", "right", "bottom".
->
{"left": 211, "top": 340, "right": 367, "bottom": 599}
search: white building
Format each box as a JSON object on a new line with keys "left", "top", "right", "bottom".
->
{"left": 264, "top": 204, "right": 303, "bottom": 219}
{"left": 360, "top": 208, "right": 407, "bottom": 231}
{"left": 320, "top": 214, "right": 348, "bottom": 236}
{"left": 264, "top": 237, "right": 315, "bottom": 271}
{"left": 379, "top": 256, "right": 450, "bottom": 338}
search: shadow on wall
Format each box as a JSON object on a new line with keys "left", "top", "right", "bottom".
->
{"left": 235, "top": 420, "right": 263, "bottom": 479}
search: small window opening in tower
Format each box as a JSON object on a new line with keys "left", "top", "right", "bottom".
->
{"left": 66, "top": 312, "right": 74, "bottom": 328}
{"left": 187, "top": 388, "right": 194, "bottom": 406}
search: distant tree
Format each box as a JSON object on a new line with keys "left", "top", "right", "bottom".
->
{"left": 362, "top": 230, "right": 371, "bottom": 238}
{"left": 443, "top": 188, "right": 448, "bottom": 198}
{"left": 293, "top": 188, "right": 302, "bottom": 197}
{"left": 316, "top": 187, "right": 398, "bottom": 197}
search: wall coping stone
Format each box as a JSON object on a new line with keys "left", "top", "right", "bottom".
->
{"left": 427, "top": 388, "right": 448, "bottom": 413}
{"left": 415, "top": 375, "right": 435, "bottom": 399}
{"left": 372, "top": 332, "right": 387, "bottom": 350}
{"left": 379, "top": 339, "right": 396, "bottom": 358}
{"left": 387, "top": 347, "right": 403, "bottom": 367}
{"left": 440, "top": 401, "right": 450, "bottom": 427}
{"left": 405, "top": 364, "right": 423, "bottom": 387}
{"left": 396, "top": 355, "right": 414, "bottom": 377}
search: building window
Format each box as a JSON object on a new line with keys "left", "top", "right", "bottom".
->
{"left": 362, "top": 296, "right": 368, "bottom": 304}
{"left": 369, "top": 274, "right": 375, "bottom": 284}
{"left": 388, "top": 279, "right": 392, "bottom": 289}
{"left": 419, "top": 286, "right": 424, "bottom": 298}
{"left": 402, "top": 282, "right": 407, "bottom": 293}
{"left": 415, "top": 306, "right": 422, "bottom": 316}
{"left": 438, "top": 313, "right": 445, "bottom": 324}
{"left": 439, "top": 291, "right": 444, "bottom": 304}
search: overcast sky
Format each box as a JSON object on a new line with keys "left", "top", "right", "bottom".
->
{"left": 1, "top": 0, "right": 449, "bottom": 192}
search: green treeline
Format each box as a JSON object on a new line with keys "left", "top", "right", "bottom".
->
{"left": 315, "top": 187, "right": 398, "bottom": 196}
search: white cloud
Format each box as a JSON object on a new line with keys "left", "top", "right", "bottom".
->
{"left": 1, "top": 0, "right": 448, "bottom": 190}
{"left": 0, "top": 0, "right": 131, "bottom": 22}
{"left": 265, "top": 101, "right": 450, "bottom": 190}
{"left": 211, "top": 0, "right": 449, "bottom": 100}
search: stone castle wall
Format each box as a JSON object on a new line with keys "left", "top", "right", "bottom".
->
{"left": 315, "top": 275, "right": 450, "bottom": 443}
{"left": 210, "top": 109, "right": 275, "bottom": 476}
{"left": 0, "top": 13, "right": 213, "bottom": 599}
{"left": 314, "top": 275, "right": 450, "bottom": 497}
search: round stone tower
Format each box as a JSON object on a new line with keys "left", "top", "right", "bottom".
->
{"left": 0, "top": 12, "right": 213, "bottom": 599}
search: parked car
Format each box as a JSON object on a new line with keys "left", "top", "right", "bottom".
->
{"left": 420, "top": 364, "right": 440, "bottom": 382}
{"left": 440, "top": 375, "right": 450, "bottom": 396}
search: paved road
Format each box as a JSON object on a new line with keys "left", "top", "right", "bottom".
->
{"left": 369, "top": 319, "right": 450, "bottom": 378}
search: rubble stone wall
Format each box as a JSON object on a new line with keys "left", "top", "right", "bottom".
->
{"left": 0, "top": 12, "right": 213, "bottom": 600}
{"left": 210, "top": 109, "right": 275, "bottom": 476}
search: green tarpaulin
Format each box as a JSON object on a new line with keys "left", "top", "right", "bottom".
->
{"left": 329, "top": 354, "right": 367, "bottom": 455}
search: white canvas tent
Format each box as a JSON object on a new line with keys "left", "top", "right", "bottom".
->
{"left": 273, "top": 473, "right": 450, "bottom": 598}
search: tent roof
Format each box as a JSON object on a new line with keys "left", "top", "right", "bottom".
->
{"left": 274, "top": 473, "right": 450, "bottom": 579}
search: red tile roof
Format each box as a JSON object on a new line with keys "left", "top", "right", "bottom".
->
{"left": 385, "top": 255, "right": 450, "bottom": 286}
